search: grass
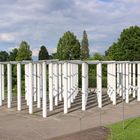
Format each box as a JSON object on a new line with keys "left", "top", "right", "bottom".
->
{"left": 107, "top": 117, "right": 140, "bottom": 140}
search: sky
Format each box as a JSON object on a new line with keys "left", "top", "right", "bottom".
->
{"left": 0, "top": 0, "right": 140, "bottom": 57}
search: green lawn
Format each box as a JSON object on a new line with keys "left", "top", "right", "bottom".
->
{"left": 108, "top": 117, "right": 140, "bottom": 140}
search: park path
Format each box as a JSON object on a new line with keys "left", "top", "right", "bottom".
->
{"left": 0, "top": 92, "right": 140, "bottom": 140}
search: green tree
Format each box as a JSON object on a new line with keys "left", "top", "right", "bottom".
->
{"left": 57, "top": 31, "right": 80, "bottom": 60}
{"left": 9, "top": 48, "right": 18, "bottom": 61}
{"left": 0, "top": 51, "right": 9, "bottom": 61}
{"left": 81, "top": 30, "right": 89, "bottom": 60}
{"left": 16, "top": 41, "right": 32, "bottom": 61}
{"left": 106, "top": 26, "right": 140, "bottom": 61}
{"left": 50, "top": 53, "right": 57, "bottom": 59}
{"left": 89, "top": 53, "right": 105, "bottom": 61}
{"left": 38, "top": 45, "right": 49, "bottom": 60}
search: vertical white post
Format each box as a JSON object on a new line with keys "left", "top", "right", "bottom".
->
{"left": 40, "top": 64, "right": 43, "bottom": 98}
{"left": 107, "top": 64, "right": 111, "bottom": 98}
{"left": 59, "top": 64, "right": 62, "bottom": 101}
{"left": 133, "top": 63, "right": 136, "bottom": 98}
{"left": 25, "top": 64, "right": 29, "bottom": 105}
{"left": 129, "top": 63, "right": 131, "bottom": 95}
{"left": 119, "top": 64, "right": 123, "bottom": 97}
{"left": 117, "top": 64, "right": 119, "bottom": 94}
{"left": 72, "top": 64, "right": 75, "bottom": 100}
{"left": 7, "top": 63, "right": 12, "bottom": 108}
{"left": 29, "top": 62, "right": 33, "bottom": 114}
{"left": 76, "top": 64, "right": 79, "bottom": 96}
{"left": 86, "top": 64, "right": 88, "bottom": 106}
{"left": 54, "top": 63, "right": 58, "bottom": 106}
{"left": 63, "top": 62, "right": 68, "bottom": 114}
{"left": 107, "top": 64, "right": 109, "bottom": 96}
{"left": 2, "top": 64, "right": 4, "bottom": 100}
{"left": 25, "top": 64, "right": 27, "bottom": 100}
{"left": 97, "top": 63, "right": 102, "bottom": 108}
{"left": 137, "top": 63, "right": 140, "bottom": 101}
{"left": 33, "top": 64, "right": 37, "bottom": 102}
{"left": 37, "top": 63, "right": 41, "bottom": 108}
{"left": 112, "top": 63, "right": 116, "bottom": 105}
{"left": 73, "top": 64, "right": 76, "bottom": 99}
{"left": 110, "top": 64, "right": 113, "bottom": 101}
{"left": 49, "top": 63, "right": 53, "bottom": 111}
{"left": 118, "top": 63, "right": 122, "bottom": 96}
{"left": 125, "top": 63, "right": 129, "bottom": 103}
{"left": 82, "top": 62, "right": 88, "bottom": 111}
{"left": 17, "top": 63, "right": 21, "bottom": 111}
{"left": 68, "top": 63, "right": 71, "bottom": 108}
{"left": 62, "top": 63, "right": 64, "bottom": 99}
{"left": 42, "top": 62, "right": 47, "bottom": 118}
{"left": 122, "top": 63, "right": 126, "bottom": 99}
{"left": 71, "top": 64, "right": 74, "bottom": 103}
{"left": 0, "top": 64, "right": 2, "bottom": 106}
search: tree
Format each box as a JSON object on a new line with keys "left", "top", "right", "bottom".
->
{"left": 81, "top": 30, "right": 89, "bottom": 60}
{"left": 106, "top": 26, "right": 140, "bottom": 61}
{"left": 89, "top": 53, "right": 105, "bottom": 61}
{"left": 57, "top": 31, "right": 80, "bottom": 60}
{"left": 105, "top": 43, "right": 124, "bottom": 60}
{"left": 9, "top": 48, "right": 18, "bottom": 61}
{"left": 38, "top": 45, "right": 49, "bottom": 60}
{"left": 16, "top": 41, "right": 32, "bottom": 61}
{"left": 50, "top": 53, "right": 57, "bottom": 59}
{"left": 0, "top": 51, "right": 9, "bottom": 61}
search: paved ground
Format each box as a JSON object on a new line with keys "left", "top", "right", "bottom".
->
{"left": 0, "top": 91, "right": 140, "bottom": 140}
{"left": 48, "top": 126, "right": 110, "bottom": 140}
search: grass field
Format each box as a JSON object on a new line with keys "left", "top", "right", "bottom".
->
{"left": 108, "top": 117, "right": 140, "bottom": 140}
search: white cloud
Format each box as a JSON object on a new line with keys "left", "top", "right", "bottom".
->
{"left": 48, "top": 47, "right": 57, "bottom": 54}
{"left": 0, "top": 0, "right": 139, "bottom": 54}
{"left": 32, "top": 48, "right": 39, "bottom": 57}
{"left": 8, "top": 46, "right": 18, "bottom": 51}
{"left": 0, "top": 33, "right": 15, "bottom": 42}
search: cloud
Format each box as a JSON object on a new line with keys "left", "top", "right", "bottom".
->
{"left": 32, "top": 48, "right": 39, "bottom": 57}
{"left": 0, "top": 33, "right": 15, "bottom": 42}
{"left": 0, "top": 0, "right": 139, "bottom": 56}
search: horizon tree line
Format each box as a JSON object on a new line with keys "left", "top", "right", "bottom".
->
{"left": 0, "top": 25, "right": 140, "bottom": 62}
{"left": 0, "top": 30, "right": 89, "bottom": 61}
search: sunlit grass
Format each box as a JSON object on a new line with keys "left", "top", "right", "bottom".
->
{"left": 108, "top": 117, "right": 140, "bottom": 140}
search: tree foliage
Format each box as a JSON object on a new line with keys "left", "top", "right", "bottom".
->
{"left": 57, "top": 31, "right": 80, "bottom": 60}
{"left": 81, "top": 30, "right": 89, "bottom": 60}
{"left": 106, "top": 26, "right": 140, "bottom": 61}
{"left": 50, "top": 53, "right": 57, "bottom": 59}
{"left": 16, "top": 41, "right": 32, "bottom": 61}
{"left": 38, "top": 45, "right": 49, "bottom": 60}
{"left": 9, "top": 48, "right": 18, "bottom": 61}
{"left": 88, "top": 53, "right": 105, "bottom": 61}
{"left": 0, "top": 51, "right": 9, "bottom": 61}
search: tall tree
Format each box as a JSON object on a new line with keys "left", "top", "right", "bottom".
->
{"left": 16, "top": 41, "right": 32, "bottom": 61}
{"left": 38, "top": 45, "right": 49, "bottom": 60}
{"left": 0, "top": 51, "right": 9, "bottom": 61}
{"left": 57, "top": 31, "right": 80, "bottom": 60}
{"left": 81, "top": 30, "right": 89, "bottom": 60}
{"left": 106, "top": 26, "right": 140, "bottom": 61}
{"left": 9, "top": 48, "right": 18, "bottom": 61}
